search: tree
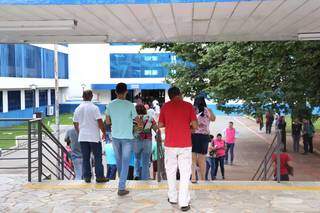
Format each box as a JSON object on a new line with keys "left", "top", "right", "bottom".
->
{"left": 143, "top": 41, "right": 320, "bottom": 119}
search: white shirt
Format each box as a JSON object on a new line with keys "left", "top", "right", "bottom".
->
{"left": 73, "top": 101, "right": 102, "bottom": 143}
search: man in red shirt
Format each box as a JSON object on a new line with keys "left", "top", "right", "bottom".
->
{"left": 158, "top": 87, "right": 198, "bottom": 212}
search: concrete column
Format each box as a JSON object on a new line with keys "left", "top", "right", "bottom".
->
{"left": 35, "top": 89, "right": 39, "bottom": 108}
{"left": 2, "top": 90, "right": 8, "bottom": 113}
{"left": 47, "top": 89, "right": 51, "bottom": 106}
{"left": 21, "top": 89, "right": 25, "bottom": 110}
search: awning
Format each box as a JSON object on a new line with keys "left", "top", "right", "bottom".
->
{"left": 0, "top": 0, "right": 320, "bottom": 43}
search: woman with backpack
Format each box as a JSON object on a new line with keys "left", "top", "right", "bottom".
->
{"left": 133, "top": 104, "right": 158, "bottom": 180}
{"left": 191, "top": 96, "right": 216, "bottom": 183}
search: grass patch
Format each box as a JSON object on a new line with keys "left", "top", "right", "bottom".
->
{"left": 0, "top": 114, "right": 73, "bottom": 149}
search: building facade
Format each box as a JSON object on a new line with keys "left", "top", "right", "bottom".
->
{"left": 68, "top": 43, "right": 175, "bottom": 106}
{"left": 0, "top": 44, "right": 69, "bottom": 119}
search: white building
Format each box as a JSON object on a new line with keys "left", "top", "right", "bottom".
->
{"left": 0, "top": 44, "right": 69, "bottom": 120}
{"left": 67, "top": 43, "right": 173, "bottom": 105}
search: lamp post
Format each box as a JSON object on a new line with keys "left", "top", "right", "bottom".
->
{"left": 29, "top": 84, "right": 37, "bottom": 117}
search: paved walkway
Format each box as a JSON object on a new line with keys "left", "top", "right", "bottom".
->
{"left": 1, "top": 174, "right": 320, "bottom": 212}
{"left": 235, "top": 116, "right": 320, "bottom": 181}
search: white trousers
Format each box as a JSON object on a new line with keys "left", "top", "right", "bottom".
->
{"left": 165, "top": 146, "right": 192, "bottom": 207}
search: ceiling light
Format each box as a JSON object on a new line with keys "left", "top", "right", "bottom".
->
{"left": 0, "top": 20, "right": 77, "bottom": 32}
{"left": 298, "top": 32, "right": 320, "bottom": 40}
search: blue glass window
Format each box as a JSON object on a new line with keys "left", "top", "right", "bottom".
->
{"left": 0, "top": 91, "right": 2, "bottom": 112}
{"left": 8, "top": 91, "right": 21, "bottom": 111}
{"left": 39, "top": 90, "right": 48, "bottom": 106}
{"left": 58, "top": 52, "right": 69, "bottom": 79}
{"left": 25, "top": 90, "right": 34, "bottom": 109}
{"left": 0, "top": 44, "right": 68, "bottom": 79}
{"left": 110, "top": 53, "right": 175, "bottom": 78}
{"left": 50, "top": 89, "right": 55, "bottom": 105}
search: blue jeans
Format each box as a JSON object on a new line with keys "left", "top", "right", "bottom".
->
{"left": 214, "top": 156, "right": 225, "bottom": 178}
{"left": 225, "top": 143, "right": 235, "bottom": 163}
{"left": 205, "top": 157, "right": 215, "bottom": 180}
{"left": 133, "top": 139, "right": 152, "bottom": 180}
{"left": 112, "top": 138, "right": 133, "bottom": 190}
{"left": 80, "top": 142, "right": 104, "bottom": 179}
{"left": 106, "top": 164, "right": 117, "bottom": 180}
{"left": 71, "top": 155, "right": 83, "bottom": 180}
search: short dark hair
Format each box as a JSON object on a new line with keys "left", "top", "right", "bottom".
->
{"left": 168, "top": 86, "right": 181, "bottom": 99}
{"left": 217, "top": 133, "right": 222, "bottom": 137}
{"left": 82, "top": 90, "right": 93, "bottom": 101}
{"left": 116, "top": 83, "right": 127, "bottom": 94}
{"left": 135, "top": 104, "right": 147, "bottom": 115}
{"left": 229, "top": 121, "right": 233, "bottom": 125}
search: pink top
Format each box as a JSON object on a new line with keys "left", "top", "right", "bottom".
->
{"left": 213, "top": 139, "right": 225, "bottom": 157}
{"left": 225, "top": 128, "right": 236, "bottom": 144}
{"left": 194, "top": 107, "right": 210, "bottom": 135}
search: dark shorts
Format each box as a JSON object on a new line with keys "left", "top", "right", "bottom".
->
{"left": 192, "top": 133, "right": 210, "bottom": 155}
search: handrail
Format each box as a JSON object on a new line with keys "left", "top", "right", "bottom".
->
{"left": 0, "top": 118, "right": 75, "bottom": 182}
{"left": 252, "top": 133, "right": 278, "bottom": 180}
{"left": 252, "top": 130, "right": 282, "bottom": 181}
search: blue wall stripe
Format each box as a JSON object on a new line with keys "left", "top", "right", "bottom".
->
{"left": 0, "top": 0, "right": 261, "bottom": 5}
{"left": 91, "top": 83, "right": 171, "bottom": 90}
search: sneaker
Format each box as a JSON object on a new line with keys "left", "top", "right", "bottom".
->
{"left": 118, "top": 190, "right": 130, "bottom": 196}
{"left": 134, "top": 176, "right": 140, "bottom": 180}
{"left": 181, "top": 205, "right": 191, "bottom": 212}
{"left": 167, "top": 198, "right": 177, "bottom": 205}
{"left": 84, "top": 178, "right": 91, "bottom": 183}
{"left": 96, "top": 177, "right": 109, "bottom": 183}
{"left": 222, "top": 176, "right": 225, "bottom": 180}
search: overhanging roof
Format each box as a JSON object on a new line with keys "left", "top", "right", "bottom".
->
{"left": 0, "top": 0, "right": 320, "bottom": 43}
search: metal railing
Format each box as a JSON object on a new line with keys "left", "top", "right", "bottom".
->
{"left": 0, "top": 118, "right": 74, "bottom": 182}
{"left": 252, "top": 130, "right": 282, "bottom": 182}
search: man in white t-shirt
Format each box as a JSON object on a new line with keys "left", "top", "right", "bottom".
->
{"left": 73, "top": 90, "right": 108, "bottom": 183}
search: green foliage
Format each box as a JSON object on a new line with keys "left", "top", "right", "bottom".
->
{"left": 143, "top": 41, "right": 320, "bottom": 118}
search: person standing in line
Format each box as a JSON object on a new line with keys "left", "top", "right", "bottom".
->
{"left": 133, "top": 104, "right": 157, "bottom": 180}
{"left": 158, "top": 86, "right": 198, "bottom": 212}
{"left": 269, "top": 112, "right": 275, "bottom": 134}
{"left": 302, "top": 119, "right": 315, "bottom": 154}
{"left": 223, "top": 121, "right": 239, "bottom": 165}
{"left": 256, "top": 114, "right": 264, "bottom": 132}
{"left": 277, "top": 115, "right": 287, "bottom": 152}
{"left": 191, "top": 96, "right": 215, "bottom": 183}
{"left": 73, "top": 90, "right": 108, "bottom": 183}
{"left": 105, "top": 140, "right": 117, "bottom": 180}
{"left": 105, "top": 83, "right": 140, "bottom": 196}
{"left": 291, "top": 118, "right": 302, "bottom": 153}
{"left": 266, "top": 111, "right": 271, "bottom": 134}
{"left": 64, "top": 127, "right": 83, "bottom": 180}
{"left": 212, "top": 133, "right": 226, "bottom": 180}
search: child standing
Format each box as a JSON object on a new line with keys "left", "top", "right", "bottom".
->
{"left": 205, "top": 135, "right": 215, "bottom": 181}
{"left": 105, "top": 141, "right": 117, "bottom": 180}
{"left": 212, "top": 133, "right": 226, "bottom": 180}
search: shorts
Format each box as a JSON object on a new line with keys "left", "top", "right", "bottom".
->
{"left": 192, "top": 133, "right": 210, "bottom": 155}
